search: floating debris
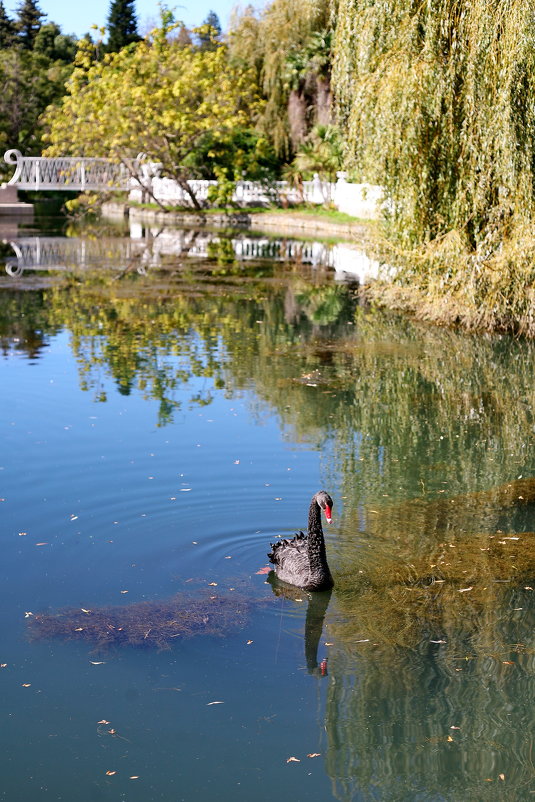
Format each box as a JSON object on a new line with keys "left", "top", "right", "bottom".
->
{"left": 27, "top": 589, "right": 252, "bottom": 651}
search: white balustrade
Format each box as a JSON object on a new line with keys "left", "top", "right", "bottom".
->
{"left": 3, "top": 150, "right": 383, "bottom": 219}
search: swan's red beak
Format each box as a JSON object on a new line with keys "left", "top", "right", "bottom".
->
{"left": 324, "top": 506, "right": 332, "bottom": 523}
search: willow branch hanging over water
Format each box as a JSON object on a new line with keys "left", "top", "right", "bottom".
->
{"left": 332, "top": 0, "right": 535, "bottom": 334}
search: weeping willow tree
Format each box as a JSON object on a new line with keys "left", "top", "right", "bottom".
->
{"left": 229, "top": 0, "right": 331, "bottom": 157}
{"left": 333, "top": 0, "right": 535, "bottom": 334}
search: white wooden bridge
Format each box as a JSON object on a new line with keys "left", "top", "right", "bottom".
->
{"left": 3, "top": 149, "right": 140, "bottom": 191}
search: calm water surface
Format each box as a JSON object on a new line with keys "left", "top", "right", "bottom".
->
{"left": 1, "top": 216, "right": 535, "bottom": 801}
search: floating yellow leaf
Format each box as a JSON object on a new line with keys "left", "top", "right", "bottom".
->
{"left": 105, "top": 770, "right": 116, "bottom": 776}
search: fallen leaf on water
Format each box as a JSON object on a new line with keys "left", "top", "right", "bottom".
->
{"left": 22, "top": 683, "right": 31, "bottom": 687}
{"left": 207, "top": 701, "right": 224, "bottom": 705}
{"left": 208, "top": 582, "right": 217, "bottom": 586}
{"left": 307, "top": 753, "right": 321, "bottom": 758}
{"left": 255, "top": 567, "right": 270, "bottom": 575}
{"left": 447, "top": 735, "right": 454, "bottom": 742}
{"left": 90, "top": 661, "right": 105, "bottom": 665}
{"left": 97, "top": 720, "right": 110, "bottom": 724}
{"left": 105, "top": 770, "right": 116, "bottom": 776}
{"left": 286, "top": 757, "right": 300, "bottom": 763}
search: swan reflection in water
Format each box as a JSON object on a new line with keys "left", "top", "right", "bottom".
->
{"left": 267, "top": 572, "right": 332, "bottom": 677}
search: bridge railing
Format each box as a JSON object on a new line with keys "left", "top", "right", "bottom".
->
{"left": 3, "top": 149, "right": 136, "bottom": 191}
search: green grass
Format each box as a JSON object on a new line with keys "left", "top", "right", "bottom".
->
{"left": 256, "top": 204, "right": 365, "bottom": 224}
{"left": 127, "top": 200, "right": 366, "bottom": 224}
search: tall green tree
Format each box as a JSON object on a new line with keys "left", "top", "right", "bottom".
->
{"left": 0, "top": 1, "right": 16, "bottom": 48}
{"left": 33, "top": 22, "right": 77, "bottom": 61}
{"left": 197, "top": 10, "right": 221, "bottom": 50}
{"left": 106, "top": 0, "right": 140, "bottom": 53}
{"left": 14, "top": 0, "right": 45, "bottom": 49}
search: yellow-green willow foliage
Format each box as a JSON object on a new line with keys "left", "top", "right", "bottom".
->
{"left": 229, "top": 0, "right": 330, "bottom": 156}
{"left": 333, "top": 0, "right": 535, "bottom": 248}
{"left": 332, "top": 0, "right": 535, "bottom": 334}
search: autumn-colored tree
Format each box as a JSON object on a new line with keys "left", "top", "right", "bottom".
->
{"left": 42, "top": 12, "right": 260, "bottom": 208}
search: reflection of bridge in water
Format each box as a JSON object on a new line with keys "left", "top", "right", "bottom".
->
{"left": 3, "top": 227, "right": 381, "bottom": 283}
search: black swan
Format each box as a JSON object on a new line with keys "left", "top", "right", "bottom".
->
{"left": 268, "top": 491, "right": 334, "bottom": 591}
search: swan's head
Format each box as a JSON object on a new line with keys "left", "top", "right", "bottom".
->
{"left": 316, "top": 491, "right": 333, "bottom": 523}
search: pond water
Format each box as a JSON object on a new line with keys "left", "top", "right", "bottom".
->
{"left": 1, "top": 213, "right": 535, "bottom": 801}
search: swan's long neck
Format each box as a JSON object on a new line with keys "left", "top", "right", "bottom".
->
{"left": 307, "top": 498, "right": 329, "bottom": 574}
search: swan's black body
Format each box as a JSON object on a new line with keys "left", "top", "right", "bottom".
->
{"left": 268, "top": 491, "right": 334, "bottom": 591}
